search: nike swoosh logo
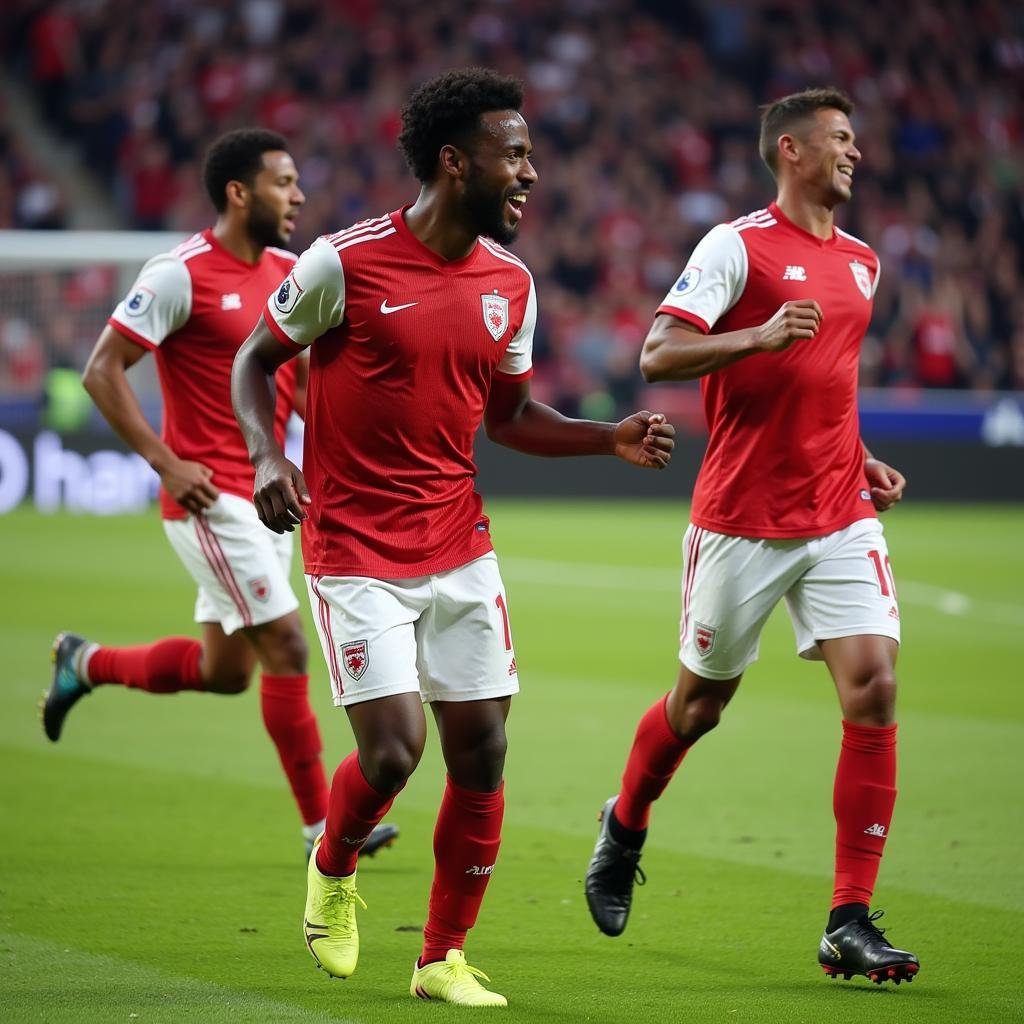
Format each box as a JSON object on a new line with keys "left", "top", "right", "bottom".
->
{"left": 380, "top": 300, "right": 418, "bottom": 314}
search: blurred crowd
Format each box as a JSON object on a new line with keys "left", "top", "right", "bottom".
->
{"left": 2, "top": 0, "right": 1023, "bottom": 410}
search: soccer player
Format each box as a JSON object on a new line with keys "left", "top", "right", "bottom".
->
{"left": 42, "top": 128, "right": 397, "bottom": 861}
{"left": 231, "top": 69, "right": 675, "bottom": 1007}
{"left": 584, "top": 88, "right": 921, "bottom": 986}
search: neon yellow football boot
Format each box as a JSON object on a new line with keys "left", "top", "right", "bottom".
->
{"left": 410, "top": 949, "right": 507, "bottom": 1007}
{"left": 302, "top": 835, "right": 366, "bottom": 978}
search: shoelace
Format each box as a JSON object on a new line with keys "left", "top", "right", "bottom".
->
{"left": 850, "top": 909, "right": 889, "bottom": 947}
{"left": 600, "top": 845, "right": 646, "bottom": 888}
{"left": 317, "top": 884, "right": 367, "bottom": 922}
{"left": 441, "top": 958, "right": 491, "bottom": 986}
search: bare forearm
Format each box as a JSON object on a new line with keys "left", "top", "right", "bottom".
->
{"left": 640, "top": 325, "right": 761, "bottom": 382}
{"left": 486, "top": 400, "right": 615, "bottom": 457}
{"left": 82, "top": 367, "right": 174, "bottom": 470}
{"left": 231, "top": 345, "right": 281, "bottom": 464}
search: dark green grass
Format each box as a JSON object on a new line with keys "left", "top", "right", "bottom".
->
{"left": 1, "top": 502, "right": 1022, "bottom": 1022}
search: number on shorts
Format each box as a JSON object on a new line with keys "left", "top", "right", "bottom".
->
{"left": 495, "top": 594, "right": 512, "bottom": 651}
{"left": 867, "top": 549, "right": 897, "bottom": 598}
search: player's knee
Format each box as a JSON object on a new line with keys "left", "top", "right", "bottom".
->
{"left": 204, "top": 667, "right": 251, "bottom": 694}
{"left": 361, "top": 740, "right": 423, "bottom": 794}
{"left": 847, "top": 666, "right": 897, "bottom": 724}
{"left": 453, "top": 731, "right": 507, "bottom": 791}
{"left": 275, "top": 626, "right": 308, "bottom": 674}
{"left": 670, "top": 694, "right": 725, "bottom": 742}
{"left": 257, "top": 620, "right": 308, "bottom": 675}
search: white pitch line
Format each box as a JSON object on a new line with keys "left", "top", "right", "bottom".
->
{"left": 500, "top": 557, "right": 1024, "bottom": 626}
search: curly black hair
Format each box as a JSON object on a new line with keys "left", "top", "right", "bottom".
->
{"left": 202, "top": 128, "right": 289, "bottom": 212}
{"left": 758, "top": 87, "right": 854, "bottom": 176}
{"left": 398, "top": 68, "right": 524, "bottom": 183}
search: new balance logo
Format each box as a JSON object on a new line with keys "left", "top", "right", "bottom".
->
{"left": 782, "top": 265, "right": 807, "bottom": 281}
{"left": 221, "top": 293, "right": 242, "bottom": 310}
{"left": 465, "top": 864, "right": 495, "bottom": 876}
{"left": 864, "top": 823, "right": 887, "bottom": 837}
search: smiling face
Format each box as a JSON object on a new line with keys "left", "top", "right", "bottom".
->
{"left": 245, "top": 150, "right": 305, "bottom": 248}
{"left": 786, "top": 107, "right": 862, "bottom": 207}
{"left": 459, "top": 110, "right": 537, "bottom": 244}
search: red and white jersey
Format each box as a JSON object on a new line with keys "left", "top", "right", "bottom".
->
{"left": 109, "top": 229, "right": 298, "bottom": 520}
{"left": 658, "top": 202, "right": 880, "bottom": 538}
{"left": 263, "top": 208, "right": 535, "bottom": 578}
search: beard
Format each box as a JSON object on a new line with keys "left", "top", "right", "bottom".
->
{"left": 462, "top": 165, "right": 519, "bottom": 245}
{"left": 248, "top": 194, "right": 291, "bottom": 249}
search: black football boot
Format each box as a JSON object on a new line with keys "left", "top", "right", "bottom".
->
{"left": 819, "top": 910, "right": 920, "bottom": 984}
{"left": 584, "top": 796, "right": 646, "bottom": 937}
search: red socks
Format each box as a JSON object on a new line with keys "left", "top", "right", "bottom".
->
{"left": 260, "top": 674, "right": 329, "bottom": 827}
{"left": 421, "top": 778, "right": 504, "bottom": 965}
{"left": 316, "top": 752, "right": 398, "bottom": 877}
{"left": 616, "top": 695, "right": 692, "bottom": 830}
{"left": 86, "top": 637, "right": 203, "bottom": 693}
{"left": 833, "top": 720, "right": 898, "bottom": 908}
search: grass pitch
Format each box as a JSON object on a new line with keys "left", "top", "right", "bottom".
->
{"left": 2, "top": 500, "right": 1022, "bottom": 1023}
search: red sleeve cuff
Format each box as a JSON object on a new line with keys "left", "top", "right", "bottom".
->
{"left": 107, "top": 317, "right": 158, "bottom": 351}
{"left": 262, "top": 306, "right": 307, "bottom": 352}
{"left": 656, "top": 306, "right": 710, "bottom": 334}
{"left": 494, "top": 367, "right": 533, "bottom": 382}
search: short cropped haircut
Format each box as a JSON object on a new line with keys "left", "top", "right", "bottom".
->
{"left": 758, "top": 87, "right": 854, "bottom": 176}
{"left": 202, "top": 128, "right": 289, "bottom": 212}
{"left": 398, "top": 67, "right": 524, "bottom": 183}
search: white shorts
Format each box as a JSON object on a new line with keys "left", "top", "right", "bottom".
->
{"left": 163, "top": 492, "right": 299, "bottom": 635}
{"left": 306, "top": 552, "right": 520, "bottom": 707}
{"left": 679, "top": 518, "right": 901, "bottom": 680}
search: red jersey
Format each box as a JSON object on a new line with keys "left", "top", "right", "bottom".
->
{"left": 263, "top": 209, "right": 536, "bottom": 578}
{"left": 658, "top": 202, "right": 880, "bottom": 538}
{"left": 109, "top": 229, "right": 297, "bottom": 519}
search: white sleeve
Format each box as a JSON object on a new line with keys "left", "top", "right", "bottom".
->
{"left": 109, "top": 253, "right": 192, "bottom": 347}
{"left": 872, "top": 257, "right": 881, "bottom": 298}
{"left": 497, "top": 275, "right": 536, "bottom": 376}
{"left": 265, "top": 236, "right": 345, "bottom": 347}
{"left": 658, "top": 224, "right": 747, "bottom": 332}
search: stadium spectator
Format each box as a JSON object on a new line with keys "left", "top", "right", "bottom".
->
{"left": 1, "top": 0, "right": 1022, "bottom": 401}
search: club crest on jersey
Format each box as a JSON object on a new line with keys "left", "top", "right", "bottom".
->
{"left": 274, "top": 273, "right": 302, "bottom": 314}
{"left": 694, "top": 622, "right": 717, "bottom": 657}
{"left": 849, "top": 261, "right": 873, "bottom": 300}
{"left": 124, "top": 286, "right": 155, "bottom": 317}
{"left": 481, "top": 293, "right": 510, "bottom": 341}
{"left": 671, "top": 266, "right": 702, "bottom": 295}
{"left": 341, "top": 640, "right": 369, "bottom": 681}
{"left": 247, "top": 576, "right": 271, "bottom": 602}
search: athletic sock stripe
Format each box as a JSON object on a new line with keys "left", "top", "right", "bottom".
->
{"left": 194, "top": 515, "right": 252, "bottom": 627}
{"left": 309, "top": 576, "right": 343, "bottom": 697}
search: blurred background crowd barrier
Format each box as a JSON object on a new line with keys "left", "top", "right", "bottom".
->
{"left": 0, "top": 0, "right": 1021, "bottom": 510}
